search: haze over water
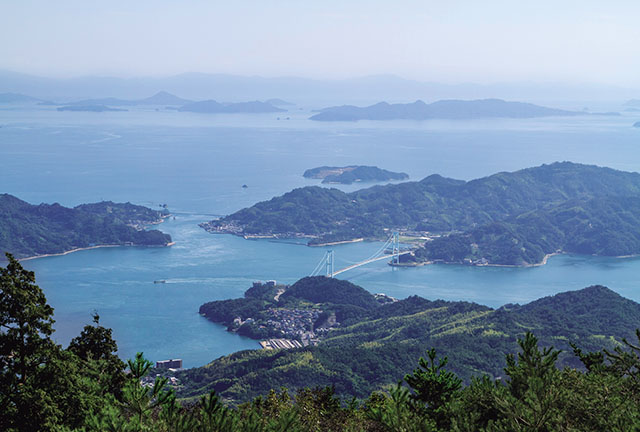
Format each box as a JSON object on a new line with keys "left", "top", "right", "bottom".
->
{"left": 3, "top": 105, "right": 640, "bottom": 367}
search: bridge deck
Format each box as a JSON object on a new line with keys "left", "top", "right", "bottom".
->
{"left": 332, "top": 251, "right": 411, "bottom": 276}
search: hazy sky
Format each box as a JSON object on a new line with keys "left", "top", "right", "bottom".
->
{"left": 2, "top": 0, "right": 640, "bottom": 86}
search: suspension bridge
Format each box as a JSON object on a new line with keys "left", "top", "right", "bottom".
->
{"left": 309, "top": 232, "right": 413, "bottom": 277}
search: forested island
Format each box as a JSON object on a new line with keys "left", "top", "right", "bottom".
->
{"left": 184, "top": 276, "right": 640, "bottom": 405}
{"left": 303, "top": 165, "right": 409, "bottom": 184}
{"left": 309, "top": 98, "right": 581, "bottom": 121}
{"left": 201, "top": 162, "right": 640, "bottom": 266}
{"left": 0, "top": 194, "right": 172, "bottom": 259}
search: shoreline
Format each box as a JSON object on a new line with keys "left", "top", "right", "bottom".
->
{"left": 309, "top": 238, "right": 364, "bottom": 247}
{"left": 19, "top": 242, "right": 175, "bottom": 262}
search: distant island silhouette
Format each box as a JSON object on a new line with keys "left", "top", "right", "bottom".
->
{"left": 310, "top": 98, "right": 583, "bottom": 121}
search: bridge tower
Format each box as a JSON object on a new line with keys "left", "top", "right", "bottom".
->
{"left": 392, "top": 232, "right": 400, "bottom": 265}
{"left": 325, "top": 250, "right": 335, "bottom": 277}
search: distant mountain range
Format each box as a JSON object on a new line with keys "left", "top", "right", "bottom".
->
{"left": 1, "top": 69, "right": 638, "bottom": 105}
{"left": 310, "top": 99, "right": 582, "bottom": 121}
{"left": 64, "top": 91, "right": 193, "bottom": 106}
{"left": 0, "top": 89, "right": 288, "bottom": 114}
{"left": 0, "top": 92, "right": 42, "bottom": 103}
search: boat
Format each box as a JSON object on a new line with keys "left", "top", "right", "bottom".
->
{"left": 153, "top": 280, "right": 166, "bottom": 284}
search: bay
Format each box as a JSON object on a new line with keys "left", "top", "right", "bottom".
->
{"left": 2, "top": 105, "right": 640, "bottom": 367}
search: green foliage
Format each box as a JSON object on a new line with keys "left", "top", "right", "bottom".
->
{"left": 0, "top": 194, "right": 172, "bottom": 259}
{"left": 3, "top": 261, "right": 640, "bottom": 430}
{"left": 181, "top": 284, "right": 640, "bottom": 405}
{"left": 0, "top": 252, "right": 57, "bottom": 430}
{"left": 366, "top": 384, "right": 436, "bottom": 432}
{"left": 68, "top": 313, "right": 126, "bottom": 398}
{"left": 205, "top": 162, "right": 640, "bottom": 264}
{"left": 281, "top": 276, "right": 380, "bottom": 310}
{"left": 404, "top": 349, "right": 461, "bottom": 429}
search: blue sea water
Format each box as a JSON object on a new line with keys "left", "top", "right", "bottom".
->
{"left": 2, "top": 104, "right": 640, "bottom": 367}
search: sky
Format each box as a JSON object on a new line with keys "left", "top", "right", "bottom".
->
{"left": 2, "top": 0, "right": 640, "bottom": 86}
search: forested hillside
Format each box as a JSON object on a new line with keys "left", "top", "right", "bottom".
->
{"left": 3, "top": 256, "right": 640, "bottom": 431}
{"left": 201, "top": 162, "right": 640, "bottom": 265}
{"left": 182, "top": 278, "right": 640, "bottom": 404}
{"left": 0, "top": 194, "right": 172, "bottom": 259}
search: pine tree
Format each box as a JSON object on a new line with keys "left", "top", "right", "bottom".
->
{"left": 0, "top": 252, "right": 58, "bottom": 431}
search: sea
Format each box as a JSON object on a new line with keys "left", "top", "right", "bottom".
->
{"left": 1, "top": 103, "right": 640, "bottom": 367}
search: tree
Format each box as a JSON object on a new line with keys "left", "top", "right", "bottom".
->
{"left": 0, "top": 252, "right": 59, "bottom": 431}
{"left": 404, "top": 348, "right": 462, "bottom": 429}
{"left": 68, "top": 312, "right": 126, "bottom": 398}
{"left": 489, "top": 332, "right": 564, "bottom": 432}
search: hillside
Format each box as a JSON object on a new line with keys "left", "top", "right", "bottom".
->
{"left": 0, "top": 194, "right": 172, "bottom": 259}
{"left": 310, "top": 98, "right": 580, "bottom": 121}
{"left": 409, "top": 196, "right": 640, "bottom": 265}
{"left": 178, "top": 284, "right": 639, "bottom": 403}
{"left": 201, "top": 162, "right": 640, "bottom": 264}
{"left": 199, "top": 277, "right": 386, "bottom": 340}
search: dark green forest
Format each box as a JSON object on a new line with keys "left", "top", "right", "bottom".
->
{"left": 0, "top": 194, "right": 172, "bottom": 259}
{"left": 202, "top": 162, "right": 640, "bottom": 265}
{"left": 2, "top": 254, "right": 640, "bottom": 431}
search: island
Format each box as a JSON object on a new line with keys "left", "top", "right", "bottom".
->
{"left": 303, "top": 165, "right": 409, "bottom": 184}
{"left": 0, "top": 92, "right": 42, "bottom": 104}
{"left": 624, "top": 99, "right": 640, "bottom": 107}
{"left": 179, "top": 278, "right": 640, "bottom": 403}
{"left": 265, "top": 98, "right": 294, "bottom": 106}
{"left": 309, "top": 98, "right": 582, "bottom": 121}
{"left": 177, "top": 100, "right": 285, "bottom": 113}
{"left": 57, "top": 105, "right": 127, "bottom": 112}
{"left": 62, "top": 91, "right": 193, "bottom": 107}
{"left": 200, "top": 162, "right": 640, "bottom": 266}
{"left": 0, "top": 194, "right": 172, "bottom": 260}
{"left": 634, "top": 121, "right": 640, "bottom": 128}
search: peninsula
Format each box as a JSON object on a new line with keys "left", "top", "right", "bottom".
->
{"left": 199, "top": 277, "right": 393, "bottom": 344}
{"left": 180, "top": 280, "right": 640, "bottom": 403}
{"left": 200, "top": 162, "right": 640, "bottom": 266}
{"left": 0, "top": 194, "right": 172, "bottom": 259}
{"left": 303, "top": 165, "right": 409, "bottom": 184}
{"left": 310, "top": 98, "right": 581, "bottom": 121}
